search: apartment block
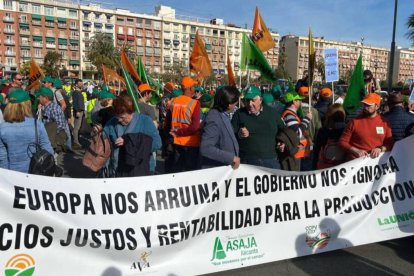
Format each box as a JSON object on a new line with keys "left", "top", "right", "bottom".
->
{"left": 280, "top": 35, "right": 390, "bottom": 82}
{"left": 1, "top": 1, "right": 411, "bottom": 84}
{"left": 392, "top": 47, "right": 414, "bottom": 84}
{"left": 0, "top": 0, "right": 81, "bottom": 76}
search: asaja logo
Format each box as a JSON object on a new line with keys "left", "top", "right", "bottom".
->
{"left": 305, "top": 225, "right": 331, "bottom": 250}
{"left": 4, "top": 253, "right": 35, "bottom": 276}
{"left": 130, "top": 251, "right": 151, "bottom": 272}
{"left": 211, "top": 237, "right": 226, "bottom": 261}
{"left": 211, "top": 235, "right": 258, "bottom": 261}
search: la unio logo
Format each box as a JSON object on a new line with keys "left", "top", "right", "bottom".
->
{"left": 4, "top": 253, "right": 35, "bottom": 276}
{"left": 305, "top": 225, "right": 331, "bottom": 250}
{"left": 130, "top": 251, "right": 151, "bottom": 272}
{"left": 211, "top": 235, "right": 258, "bottom": 261}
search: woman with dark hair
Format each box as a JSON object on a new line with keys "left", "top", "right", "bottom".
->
{"left": 313, "top": 103, "right": 347, "bottom": 169}
{"left": 200, "top": 86, "right": 241, "bottom": 169}
{"left": 0, "top": 89, "right": 53, "bottom": 173}
{"left": 103, "top": 93, "right": 161, "bottom": 177}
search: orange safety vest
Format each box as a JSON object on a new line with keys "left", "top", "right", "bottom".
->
{"left": 170, "top": 95, "right": 201, "bottom": 147}
{"left": 281, "top": 109, "right": 311, "bottom": 158}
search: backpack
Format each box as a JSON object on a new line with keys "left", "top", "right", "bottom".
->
{"left": 28, "top": 119, "right": 63, "bottom": 176}
{"left": 317, "top": 138, "right": 346, "bottom": 169}
{"left": 82, "top": 124, "right": 111, "bottom": 172}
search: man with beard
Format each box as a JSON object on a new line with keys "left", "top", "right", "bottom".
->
{"left": 339, "top": 93, "right": 393, "bottom": 161}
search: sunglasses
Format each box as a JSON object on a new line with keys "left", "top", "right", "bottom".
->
{"left": 15, "top": 78, "right": 22, "bottom": 81}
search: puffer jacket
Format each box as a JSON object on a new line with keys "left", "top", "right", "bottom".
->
{"left": 384, "top": 106, "right": 414, "bottom": 141}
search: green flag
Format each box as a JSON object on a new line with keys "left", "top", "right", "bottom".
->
{"left": 240, "top": 33, "right": 275, "bottom": 80}
{"left": 120, "top": 64, "right": 140, "bottom": 113}
{"left": 343, "top": 54, "right": 366, "bottom": 114}
{"left": 136, "top": 56, "right": 148, "bottom": 84}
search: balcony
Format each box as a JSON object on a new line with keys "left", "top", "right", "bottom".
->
{"left": 58, "top": 23, "right": 67, "bottom": 29}
{"left": 5, "top": 51, "right": 16, "bottom": 57}
{"left": 4, "top": 40, "right": 15, "bottom": 45}
{"left": 45, "top": 22, "right": 55, "bottom": 28}
{"left": 83, "top": 26, "right": 91, "bottom": 32}
{"left": 19, "top": 29, "right": 30, "bottom": 35}
{"left": 46, "top": 44, "right": 56, "bottom": 49}
{"left": 59, "top": 45, "right": 68, "bottom": 50}
{"left": 3, "top": 28, "right": 15, "bottom": 34}
{"left": 19, "top": 18, "right": 28, "bottom": 24}
{"left": 70, "top": 45, "right": 79, "bottom": 51}
{"left": 3, "top": 16, "right": 14, "bottom": 23}
{"left": 69, "top": 25, "right": 78, "bottom": 30}
{"left": 70, "top": 36, "right": 79, "bottom": 40}
{"left": 59, "top": 34, "right": 68, "bottom": 38}
{"left": 32, "top": 20, "right": 41, "bottom": 26}
{"left": 33, "top": 42, "right": 43, "bottom": 48}
{"left": 82, "top": 37, "right": 90, "bottom": 42}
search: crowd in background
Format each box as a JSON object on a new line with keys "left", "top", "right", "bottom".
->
{"left": 0, "top": 69, "right": 414, "bottom": 177}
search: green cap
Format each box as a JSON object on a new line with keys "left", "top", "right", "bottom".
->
{"left": 98, "top": 91, "right": 116, "bottom": 100}
{"left": 54, "top": 79, "right": 62, "bottom": 89}
{"left": 101, "top": 85, "right": 110, "bottom": 93}
{"left": 171, "top": 89, "right": 183, "bottom": 98}
{"left": 284, "top": 91, "right": 305, "bottom": 102}
{"left": 8, "top": 89, "right": 30, "bottom": 103}
{"left": 35, "top": 87, "right": 54, "bottom": 98}
{"left": 194, "top": 85, "right": 205, "bottom": 93}
{"left": 262, "top": 93, "right": 274, "bottom": 104}
{"left": 0, "top": 79, "right": 8, "bottom": 84}
{"left": 43, "top": 76, "right": 54, "bottom": 83}
{"left": 0, "top": 94, "right": 4, "bottom": 104}
{"left": 199, "top": 93, "right": 213, "bottom": 103}
{"left": 243, "top": 86, "right": 262, "bottom": 100}
{"left": 271, "top": 85, "right": 282, "bottom": 96}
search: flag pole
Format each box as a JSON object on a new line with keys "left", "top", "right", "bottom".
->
{"left": 332, "top": 81, "right": 335, "bottom": 104}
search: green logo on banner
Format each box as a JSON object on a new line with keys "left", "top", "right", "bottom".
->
{"left": 211, "top": 237, "right": 226, "bottom": 261}
{"left": 4, "top": 254, "right": 35, "bottom": 276}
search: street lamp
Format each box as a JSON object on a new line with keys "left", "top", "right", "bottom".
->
{"left": 387, "top": 0, "right": 398, "bottom": 92}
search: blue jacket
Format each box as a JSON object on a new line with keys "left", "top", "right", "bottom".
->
{"left": 384, "top": 106, "right": 414, "bottom": 141}
{"left": 104, "top": 113, "right": 161, "bottom": 175}
{"left": 200, "top": 109, "right": 239, "bottom": 168}
{"left": 0, "top": 117, "right": 53, "bottom": 173}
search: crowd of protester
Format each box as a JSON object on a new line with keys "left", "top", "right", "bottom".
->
{"left": 0, "top": 70, "right": 414, "bottom": 177}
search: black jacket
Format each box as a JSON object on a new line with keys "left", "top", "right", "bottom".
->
{"left": 384, "top": 106, "right": 414, "bottom": 141}
{"left": 72, "top": 88, "right": 85, "bottom": 114}
{"left": 116, "top": 133, "right": 153, "bottom": 177}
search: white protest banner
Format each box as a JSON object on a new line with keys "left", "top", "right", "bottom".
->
{"left": 324, "top": 48, "right": 339, "bottom": 82}
{"left": 1, "top": 136, "right": 414, "bottom": 275}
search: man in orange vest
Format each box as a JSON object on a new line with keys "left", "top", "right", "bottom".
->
{"left": 165, "top": 76, "right": 201, "bottom": 172}
{"left": 281, "top": 91, "right": 313, "bottom": 171}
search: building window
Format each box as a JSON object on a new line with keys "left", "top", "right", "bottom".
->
{"left": 45, "top": 6, "right": 53, "bottom": 16}
{"left": 57, "top": 8, "right": 65, "bottom": 17}
{"left": 4, "top": 0, "right": 12, "bottom": 9}
{"left": 146, "top": 39, "right": 151, "bottom": 47}
{"left": 137, "top": 38, "right": 142, "bottom": 46}
{"left": 153, "top": 21, "right": 161, "bottom": 30}
{"left": 118, "top": 27, "right": 123, "bottom": 34}
{"left": 70, "top": 21, "right": 77, "bottom": 29}
{"left": 6, "top": 58, "right": 14, "bottom": 66}
{"left": 128, "top": 28, "right": 133, "bottom": 35}
{"left": 69, "top": 10, "right": 77, "bottom": 18}
{"left": 19, "top": 3, "right": 28, "bottom": 12}
{"left": 32, "top": 4, "right": 40, "bottom": 14}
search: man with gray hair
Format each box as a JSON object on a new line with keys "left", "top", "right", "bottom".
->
{"left": 231, "top": 86, "right": 282, "bottom": 169}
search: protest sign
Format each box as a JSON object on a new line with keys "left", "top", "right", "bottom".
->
{"left": 1, "top": 136, "right": 414, "bottom": 275}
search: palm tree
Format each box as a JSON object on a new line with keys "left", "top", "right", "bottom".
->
{"left": 86, "top": 33, "right": 116, "bottom": 77}
{"left": 406, "top": 13, "right": 414, "bottom": 46}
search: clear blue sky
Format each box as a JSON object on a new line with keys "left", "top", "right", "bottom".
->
{"left": 102, "top": 0, "right": 413, "bottom": 49}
